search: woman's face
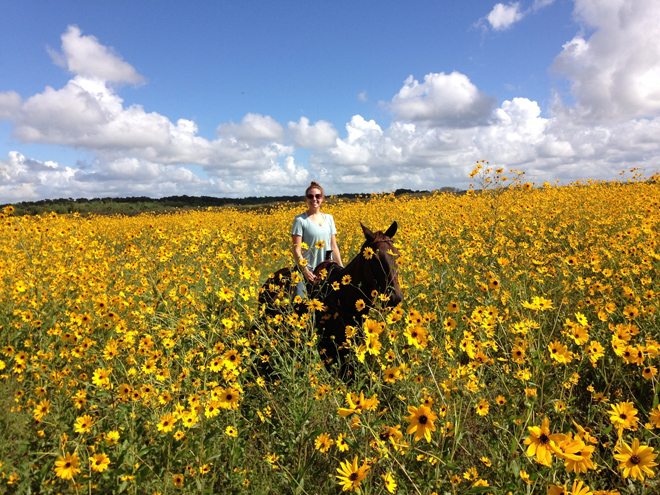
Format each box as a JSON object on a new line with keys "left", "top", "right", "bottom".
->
{"left": 306, "top": 187, "right": 323, "bottom": 207}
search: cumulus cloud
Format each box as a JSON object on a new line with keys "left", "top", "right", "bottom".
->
{"left": 486, "top": 3, "right": 524, "bottom": 31}
{"left": 217, "top": 113, "right": 284, "bottom": 143}
{"left": 391, "top": 72, "right": 494, "bottom": 127}
{"left": 0, "top": 152, "right": 75, "bottom": 202}
{"left": 2, "top": 11, "right": 660, "bottom": 203}
{"left": 553, "top": 0, "right": 660, "bottom": 121}
{"left": 288, "top": 117, "right": 337, "bottom": 149}
{"left": 49, "top": 25, "right": 144, "bottom": 84}
{"left": 0, "top": 91, "right": 22, "bottom": 119}
{"left": 12, "top": 76, "right": 206, "bottom": 159}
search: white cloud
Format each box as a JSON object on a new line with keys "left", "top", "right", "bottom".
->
{"left": 2, "top": 15, "right": 660, "bottom": 203}
{"left": 487, "top": 3, "right": 524, "bottom": 31}
{"left": 0, "top": 91, "right": 22, "bottom": 119}
{"left": 532, "top": 0, "right": 555, "bottom": 11}
{"left": 0, "top": 152, "right": 75, "bottom": 202}
{"left": 553, "top": 0, "right": 660, "bottom": 121}
{"left": 217, "top": 113, "right": 284, "bottom": 143}
{"left": 391, "top": 72, "right": 494, "bottom": 127}
{"left": 49, "top": 25, "right": 144, "bottom": 85}
{"left": 11, "top": 76, "right": 213, "bottom": 166}
{"left": 257, "top": 156, "right": 310, "bottom": 187}
{"left": 288, "top": 117, "right": 337, "bottom": 149}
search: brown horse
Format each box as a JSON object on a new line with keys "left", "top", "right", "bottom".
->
{"left": 257, "top": 222, "right": 403, "bottom": 380}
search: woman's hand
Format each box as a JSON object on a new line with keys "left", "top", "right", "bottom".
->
{"left": 304, "top": 267, "right": 318, "bottom": 284}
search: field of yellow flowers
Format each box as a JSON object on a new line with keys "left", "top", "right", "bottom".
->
{"left": 1, "top": 167, "right": 658, "bottom": 494}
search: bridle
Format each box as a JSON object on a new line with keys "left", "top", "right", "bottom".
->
{"left": 360, "top": 236, "right": 401, "bottom": 303}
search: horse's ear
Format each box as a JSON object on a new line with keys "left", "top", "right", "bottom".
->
{"left": 384, "top": 221, "right": 398, "bottom": 238}
{"left": 361, "top": 223, "right": 375, "bottom": 241}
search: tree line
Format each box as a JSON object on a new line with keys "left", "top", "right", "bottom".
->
{"left": 3, "top": 188, "right": 461, "bottom": 216}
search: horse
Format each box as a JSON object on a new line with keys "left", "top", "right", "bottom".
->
{"left": 257, "top": 221, "right": 403, "bottom": 381}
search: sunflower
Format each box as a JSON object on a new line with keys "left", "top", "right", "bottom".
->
{"left": 649, "top": 404, "right": 660, "bottom": 429}
{"left": 404, "top": 324, "right": 429, "bottom": 349}
{"left": 222, "top": 349, "right": 241, "bottom": 369}
{"left": 642, "top": 365, "right": 657, "bottom": 380}
{"left": 524, "top": 417, "right": 559, "bottom": 466}
{"left": 585, "top": 341, "right": 605, "bottom": 366}
{"left": 207, "top": 397, "right": 225, "bottom": 416}
{"left": 613, "top": 438, "right": 658, "bottom": 481}
{"left": 73, "top": 414, "right": 95, "bottom": 434}
{"left": 315, "top": 433, "right": 334, "bottom": 453}
{"left": 383, "top": 366, "right": 401, "bottom": 384}
{"left": 172, "top": 473, "right": 185, "bottom": 488}
{"left": 556, "top": 435, "right": 596, "bottom": 473}
{"left": 406, "top": 404, "right": 437, "bottom": 443}
{"left": 330, "top": 433, "right": 348, "bottom": 453}
{"left": 443, "top": 316, "right": 457, "bottom": 330}
{"left": 33, "top": 399, "right": 50, "bottom": 422}
{"left": 382, "top": 471, "right": 397, "bottom": 494}
{"left": 105, "top": 430, "right": 120, "bottom": 444}
{"left": 336, "top": 456, "right": 370, "bottom": 492}
{"left": 548, "top": 340, "right": 573, "bottom": 364}
{"left": 475, "top": 399, "right": 489, "bottom": 417}
{"left": 511, "top": 343, "right": 527, "bottom": 363}
{"left": 89, "top": 452, "right": 111, "bottom": 473}
{"left": 218, "top": 387, "right": 241, "bottom": 410}
{"left": 54, "top": 451, "right": 81, "bottom": 480}
{"left": 609, "top": 401, "right": 639, "bottom": 433}
{"left": 568, "top": 479, "right": 593, "bottom": 495}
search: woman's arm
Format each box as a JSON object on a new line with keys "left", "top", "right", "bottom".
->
{"left": 292, "top": 234, "right": 317, "bottom": 283}
{"left": 330, "top": 234, "right": 343, "bottom": 267}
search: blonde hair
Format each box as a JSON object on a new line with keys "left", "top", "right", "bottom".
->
{"left": 305, "top": 181, "right": 325, "bottom": 197}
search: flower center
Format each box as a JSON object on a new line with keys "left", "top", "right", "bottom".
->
{"left": 630, "top": 455, "right": 641, "bottom": 465}
{"left": 419, "top": 415, "right": 428, "bottom": 425}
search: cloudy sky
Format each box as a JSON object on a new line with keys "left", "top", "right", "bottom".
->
{"left": 1, "top": 0, "right": 659, "bottom": 202}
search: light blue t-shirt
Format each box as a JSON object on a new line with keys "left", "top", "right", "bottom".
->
{"left": 291, "top": 213, "right": 337, "bottom": 271}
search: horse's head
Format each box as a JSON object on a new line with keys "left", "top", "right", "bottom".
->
{"left": 360, "top": 221, "right": 403, "bottom": 307}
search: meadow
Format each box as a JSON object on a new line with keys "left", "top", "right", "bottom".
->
{"left": 0, "top": 165, "right": 658, "bottom": 494}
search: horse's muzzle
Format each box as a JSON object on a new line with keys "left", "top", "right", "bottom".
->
{"left": 386, "top": 288, "right": 403, "bottom": 307}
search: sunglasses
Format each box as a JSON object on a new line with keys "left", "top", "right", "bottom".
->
{"left": 306, "top": 193, "right": 323, "bottom": 200}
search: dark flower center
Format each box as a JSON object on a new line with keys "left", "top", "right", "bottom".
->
{"left": 419, "top": 415, "right": 428, "bottom": 425}
{"left": 349, "top": 473, "right": 359, "bottom": 481}
{"left": 539, "top": 434, "right": 549, "bottom": 444}
{"left": 630, "top": 455, "right": 641, "bottom": 465}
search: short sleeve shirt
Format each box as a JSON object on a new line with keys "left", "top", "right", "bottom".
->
{"left": 291, "top": 213, "right": 337, "bottom": 270}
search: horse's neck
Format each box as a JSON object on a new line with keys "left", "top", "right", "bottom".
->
{"left": 339, "top": 255, "right": 378, "bottom": 303}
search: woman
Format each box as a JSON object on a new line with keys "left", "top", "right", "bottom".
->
{"left": 291, "top": 181, "right": 343, "bottom": 295}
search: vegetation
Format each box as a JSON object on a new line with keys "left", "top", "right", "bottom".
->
{"left": 1, "top": 188, "right": 444, "bottom": 217}
{"left": 0, "top": 165, "right": 658, "bottom": 494}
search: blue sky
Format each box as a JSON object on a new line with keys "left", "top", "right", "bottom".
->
{"left": 1, "top": 0, "right": 659, "bottom": 202}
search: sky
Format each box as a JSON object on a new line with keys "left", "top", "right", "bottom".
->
{"left": 1, "top": 0, "right": 660, "bottom": 202}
